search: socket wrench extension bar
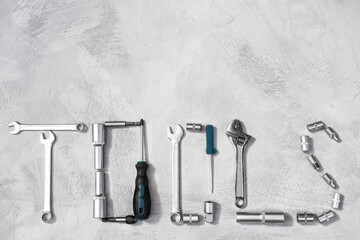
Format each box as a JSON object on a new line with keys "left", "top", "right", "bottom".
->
{"left": 93, "top": 120, "right": 150, "bottom": 224}
{"left": 236, "top": 212, "right": 285, "bottom": 224}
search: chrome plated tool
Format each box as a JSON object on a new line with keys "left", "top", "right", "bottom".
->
{"left": 9, "top": 121, "right": 86, "bottom": 134}
{"left": 226, "top": 119, "right": 251, "bottom": 209}
{"left": 40, "top": 131, "right": 56, "bottom": 223}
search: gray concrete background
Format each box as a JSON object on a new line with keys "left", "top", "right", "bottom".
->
{"left": 1, "top": 0, "right": 360, "bottom": 239}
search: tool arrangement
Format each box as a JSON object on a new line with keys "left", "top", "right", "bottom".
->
{"left": 92, "top": 120, "right": 151, "bottom": 224}
{"left": 296, "top": 120, "right": 343, "bottom": 225}
{"left": 9, "top": 118, "right": 345, "bottom": 226}
{"left": 8, "top": 121, "right": 87, "bottom": 223}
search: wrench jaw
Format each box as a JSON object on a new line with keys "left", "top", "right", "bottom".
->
{"left": 8, "top": 121, "right": 20, "bottom": 135}
{"left": 40, "top": 131, "right": 56, "bottom": 145}
{"left": 170, "top": 212, "right": 182, "bottom": 224}
{"left": 167, "top": 125, "right": 184, "bottom": 141}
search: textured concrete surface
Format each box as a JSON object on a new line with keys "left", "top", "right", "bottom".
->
{"left": 1, "top": 0, "right": 360, "bottom": 239}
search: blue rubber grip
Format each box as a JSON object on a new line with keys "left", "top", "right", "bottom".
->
{"left": 206, "top": 125, "right": 216, "bottom": 155}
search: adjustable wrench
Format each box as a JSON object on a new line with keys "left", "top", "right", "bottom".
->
{"left": 40, "top": 131, "right": 56, "bottom": 223}
{"left": 167, "top": 124, "right": 183, "bottom": 224}
{"left": 8, "top": 121, "right": 87, "bottom": 135}
{"left": 226, "top": 120, "right": 251, "bottom": 209}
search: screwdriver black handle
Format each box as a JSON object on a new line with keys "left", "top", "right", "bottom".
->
{"left": 133, "top": 161, "right": 151, "bottom": 219}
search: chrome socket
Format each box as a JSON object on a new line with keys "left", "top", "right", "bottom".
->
{"left": 95, "top": 171, "right": 105, "bottom": 196}
{"left": 307, "top": 154, "right": 321, "bottom": 171}
{"left": 297, "top": 212, "right": 315, "bottom": 224}
{"left": 325, "top": 127, "right": 340, "bottom": 142}
{"left": 186, "top": 123, "right": 202, "bottom": 132}
{"left": 317, "top": 210, "right": 335, "bottom": 224}
{"left": 332, "top": 192, "right": 342, "bottom": 209}
{"left": 204, "top": 201, "right": 214, "bottom": 223}
{"left": 307, "top": 121, "right": 326, "bottom": 132}
{"left": 92, "top": 124, "right": 105, "bottom": 170}
{"left": 322, "top": 173, "right": 337, "bottom": 189}
{"left": 300, "top": 135, "right": 311, "bottom": 152}
{"left": 236, "top": 212, "right": 285, "bottom": 224}
{"left": 93, "top": 196, "right": 106, "bottom": 218}
{"left": 182, "top": 214, "right": 200, "bottom": 224}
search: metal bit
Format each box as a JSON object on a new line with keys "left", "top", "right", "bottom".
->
{"left": 332, "top": 193, "right": 342, "bottom": 209}
{"left": 307, "top": 155, "right": 321, "bottom": 171}
{"left": 322, "top": 173, "right": 337, "bottom": 189}
{"left": 325, "top": 127, "right": 340, "bottom": 142}
{"left": 186, "top": 123, "right": 202, "bottom": 132}
{"left": 318, "top": 210, "right": 335, "bottom": 224}
{"left": 307, "top": 121, "right": 326, "bottom": 132}
{"left": 297, "top": 212, "right": 315, "bottom": 224}
{"left": 300, "top": 135, "right": 311, "bottom": 152}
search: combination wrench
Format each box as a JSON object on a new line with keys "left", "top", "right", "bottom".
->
{"left": 40, "top": 131, "right": 56, "bottom": 223}
{"left": 226, "top": 119, "right": 251, "bottom": 209}
{"left": 8, "top": 121, "right": 87, "bottom": 135}
{"left": 167, "top": 124, "right": 184, "bottom": 224}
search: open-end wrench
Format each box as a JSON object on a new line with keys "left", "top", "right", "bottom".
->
{"left": 40, "top": 131, "right": 56, "bottom": 223}
{"left": 226, "top": 120, "right": 251, "bottom": 209}
{"left": 8, "top": 121, "right": 87, "bottom": 135}
{"left": 167, "top": 124, "right": 184, "bottom": 224}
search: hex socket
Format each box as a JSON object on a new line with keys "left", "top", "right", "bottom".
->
{"left": 93, "top": 196, "right": 106, "bottom": 218}
{"left": 307, "top": 121, "right": 326, "bottom": 132}
{"left": 236, "top": 212, "right": 285, "bottom": 224}
{"left": 182, "top": 214, "right": 200, "bottom": 224}
{"left": 95, "top": 171, "right": 105, "bottom": 196}
{"left": 332, "top": 193, "right": 342, "bottom": 209}
{"left": 92, "top": 124, "right": 105, "bottom": 145}
{"left": 297, "top": 212, "right": 315, "bottom": 224}
{"left": 300, "top": 136, "right": 310, "bottom": 152}
{"left": 318, "top": 210, "right": 335, "bottom": 224}
{"left": 307, "top": 155, "right": 321, "bottom": 171}
{"left": 204, "top": 201, "right": 214, "bottom": 223}
{"left": 322, "top": 173, "right": 337, "bottom": 189}
{"left": 186, "top": 123, "right": 202, "bottom": 132}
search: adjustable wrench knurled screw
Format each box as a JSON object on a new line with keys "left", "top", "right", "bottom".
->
{"left": 226, "top": 119, "right": 251, "bottom": 209}
{"left": 167, "top": 124, "right": 184, "bottom": 224}
{"left": 40, "top": 131, "right": 56, "bottom": 223}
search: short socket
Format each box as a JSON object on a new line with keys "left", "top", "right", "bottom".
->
{"left": 332, "top": 192, "right": 342, "bottom": 209}
{"left": 300, "top": 136, "right": 311, "bottom": 152}
{"left": 182, "top": 214, "right": 199, "bottom": 224}
{"left": 325, "top": 127, "right": 340, "bottom": 142}
{"left": 307, "top": 155, "right": 321, "bottom": 171}
{"left": 92, "top": 124, "right": 105, "bottom": 145}
{"left": 186, "top": 123, "right": 202, "bottom": 132}
{"left": 297, "top": 212, "right": 315, "bottom": 224}
{"left": 317, "top": 210, "right": 335, "bottom": 224}
{"left": 322, "top": 173, "right": 337, "bottom": 189}
{"left": 236, "top": 212, "right": 285, "bottom": 224}
{"left": 204, "top": 201, "right": 214, "bottom": 223}
{"left": 95, "top": 171, "right": 105, "bottom": 196}
{"left": 307, "top": 121, "right": 326, "bottom": 132}
{"left": 94, "top": 146, "right": 104, "bottom": 170}
{"left": 93, "top": 196, "right": 106, "bottom": 218}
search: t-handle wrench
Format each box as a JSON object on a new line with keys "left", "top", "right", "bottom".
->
{"left": 226, "top": 120, "right": 251, "bottom": 209}
{"left": 40, "top": 131, "right": 56, "bottom": 223}
{"left": 167, "top": 124, "right": 183, "bottom": 224}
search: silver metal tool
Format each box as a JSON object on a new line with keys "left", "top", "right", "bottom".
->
{"left": 226, "top": 119, "right": 251, "bottom": 209}
{"left": 182, "top": 214, "right": 200, "bottom": 224}
{"left": 167, "top": 124, "right": 184, "bottom": 224}
{"left": 8, "top": 121, "right": 86, "bottom": 134}
{"left": 307, "top": 121, "right": 326, "bottom": 132}
{"left": 325, "top": 127, "right": 340, "bottom": 142}
{"left": 92, "top": 122, "right": 139, "bottom": 224}
{"left": 332, "top": 192, "right": 342, "bottom": 209}
{"left": 40, "top": 131, "right": 56, "bottom": 223}
{"left": 322, "top": 173, "right": 337, "bottom": 189}
{"left": 300, "top": 135, "right": 310, "bottom": 152}
{"left": 297, "top": 212, "right": 315, "bottom": 224}
{"left": 236, "top": 212, "right": 285, "bottom": 224}
{"left": 186, "top": 123, "right": 202, "bottom": 132}
{"left": 317, "top": 210, "right": 335, "bottom": 224}
{"left": 307, "top": 154, "right": 321, "bottom": 171}
{"left": 204, "top": 201, "right": 214, "bottom": 223}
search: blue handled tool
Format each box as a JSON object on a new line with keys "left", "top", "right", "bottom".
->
{"left": 206, "top": 125, "right": 216, "bottom": 193}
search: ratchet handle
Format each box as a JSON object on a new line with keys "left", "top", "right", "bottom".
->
{"left": 133, "top": 161, "right": 151, "bottom": 219}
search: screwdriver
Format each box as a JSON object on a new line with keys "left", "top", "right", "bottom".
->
{"left": 133, "top": 119, "right": 151, "bottom": 219}
{"left": 206, "top": 125, "right": 216, "bottom": 193}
